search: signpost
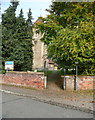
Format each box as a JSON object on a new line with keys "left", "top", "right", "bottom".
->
{"left": 5, "top": 61, "right": 14, "bottom": 71}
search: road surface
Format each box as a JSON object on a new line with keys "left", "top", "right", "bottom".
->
{"left": 1, "top": 92, "right": 93, "bottom": 118}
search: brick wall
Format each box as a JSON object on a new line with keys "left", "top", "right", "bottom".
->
{"left": 61, "top": 75, "right": 95, "bottom": 90}
{"left": 78, "top": 76, "right": 95, "bottom": 90}
{"left": 0, "top": 73, "right": 94, "bottom": 90}
{"left": 1, "top": 71, "right": 45, "bottom": 89}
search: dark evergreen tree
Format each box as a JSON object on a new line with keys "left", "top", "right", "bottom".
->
{"left": 26, "top": 8, "right": 33, "bottom": 37}
{"left": 25, "top": 8, "right": 33, "bottom": 71}
{"left": 27, "top": 8, "right": 33, "bottom": 25}
{"left": 2, "top": 1, "right": 33, "bottom": 71}
{"left": 19, "top": 8, "right": 23, "bottom": 18}
{"left": 12, "top": 8, "right": 33, "bottom": 71}
{"left": 2, "top": 0, "right": 19, "bottom": 62}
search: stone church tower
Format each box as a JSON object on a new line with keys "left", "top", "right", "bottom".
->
{"left": 32, "top": 17, "right": 58, "bottom": 71}
{"left": 32, "top": 17, "right": 48, "bottom": 70}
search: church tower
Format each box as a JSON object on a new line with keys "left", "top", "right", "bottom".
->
{"left": 32, "top": 17, "right": 47, "bottom": 71}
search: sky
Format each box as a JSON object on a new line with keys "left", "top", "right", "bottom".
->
{"left": 1, "top": 0, "right": 52, "bottom": 22}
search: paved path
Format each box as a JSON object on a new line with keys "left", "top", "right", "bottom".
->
{"left": 1, "top": 92, "right": 93, "bottom": 118}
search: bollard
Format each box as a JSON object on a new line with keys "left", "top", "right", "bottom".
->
{"left": 44, "top": 76, "right": 47, "bottom": 89}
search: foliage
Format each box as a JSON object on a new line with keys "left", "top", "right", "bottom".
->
{"left": 36, "top": 2, "right": 95, "bottom": 75}
{"left": 2, "top": 1, "right": 33, "bottom": 71}
{"left": 48, "top": 21, "right": 95, "bottom": 74}
{"left": 0, "top": 70, "right": 6, "bottom": 74}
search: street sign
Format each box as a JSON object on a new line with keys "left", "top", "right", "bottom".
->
{"left": 5, "top": 61, "right": 14, "bottom": 70}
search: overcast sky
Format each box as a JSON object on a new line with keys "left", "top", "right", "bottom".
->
{"left": 1, "top": 0, "right": 52, "bottom": 22}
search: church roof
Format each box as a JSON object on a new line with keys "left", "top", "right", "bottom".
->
{"left": 34, "top": 17, "right": 43, "bottom": 25}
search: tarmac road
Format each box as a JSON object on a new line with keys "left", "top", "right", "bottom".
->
{"left": 1, "top": 92, "right": 93, "bottom": 118}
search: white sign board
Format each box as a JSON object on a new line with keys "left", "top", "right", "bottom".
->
{"left": 5, "top": 61, "right": 14, "bottom": 70}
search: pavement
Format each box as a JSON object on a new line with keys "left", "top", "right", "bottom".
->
{"left": 0, "top": 83, "right": 95, "bottom": 115}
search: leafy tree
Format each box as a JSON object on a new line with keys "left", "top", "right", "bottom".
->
{"left": 48, "top": 21, "right": 95, "bottom": 74}
{"left": 36, "top": 2, "right": 95, "bottom": 75}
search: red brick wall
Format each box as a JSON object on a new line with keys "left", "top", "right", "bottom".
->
{"left": 1, "top": 73, "right": 95, "bottom": 90}
{"left": 61, "top": 75, "right": 95, "bottom": 90}
{"left": 1, "top": 71, "right": 45, "bottom": 89}
{"left": 78, "top": 76, "right": 94, "bottom": 90}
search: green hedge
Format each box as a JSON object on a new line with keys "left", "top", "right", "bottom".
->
{"left": 0, "top": 70, "right": 6, "bottom": 74}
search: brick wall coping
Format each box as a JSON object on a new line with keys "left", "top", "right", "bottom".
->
{"left": 6, "top": 71, "right": 44, "bottom": 75}
{"left": 61, "top": 75, "right": 95, "bottom": 77}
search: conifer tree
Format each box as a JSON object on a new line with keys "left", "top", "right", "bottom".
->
{"left": 2, "top": 0, "right": 19, "bottom": 62}
{"left": 2, "top": 1, "right": 33, "bottom": 71}
{"left": 26, "top": 8, "right": 33, "bottom": 37}
{"left": 27, "top": 8, "right": 33, "bottom": 26}
{"left": 12, "top": 8, "right": 33, "bottom": 71}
